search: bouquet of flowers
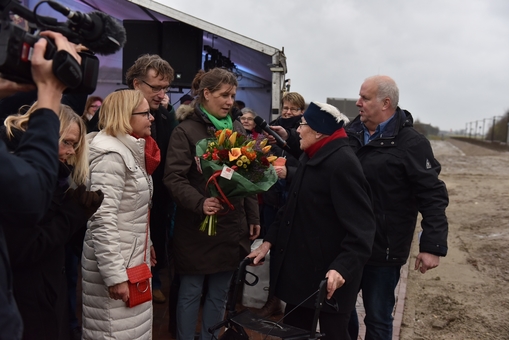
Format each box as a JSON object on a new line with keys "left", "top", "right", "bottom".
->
{"left": 195, "top": 128, "right": 278, "bottom": 235}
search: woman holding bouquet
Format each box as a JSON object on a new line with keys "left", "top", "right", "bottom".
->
{"left": 164, "top": 68, "right": 261, "bottom": 340}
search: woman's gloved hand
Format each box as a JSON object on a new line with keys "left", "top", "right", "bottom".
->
{"left": 67, "top": 184, "right": 104, "bottom": 219}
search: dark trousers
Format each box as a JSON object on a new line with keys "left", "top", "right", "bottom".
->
{"left": 65, "top": 246, "right": 79, "bottom": 330}
{"left": 284, "top": 303, "right": 351, "bottom": 340}
{"left": 349, "top": 265, "right": 401, "bottom": 340}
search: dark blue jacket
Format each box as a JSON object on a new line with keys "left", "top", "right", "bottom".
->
{"left": 0, "top": 109, "right": 59, "bottom": 339}
{"left": 346, "top": 107, "right": 449, "bottom": 266}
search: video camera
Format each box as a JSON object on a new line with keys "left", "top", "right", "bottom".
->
{"left": 0, "top": 0, "right": 126, "bottom": 94}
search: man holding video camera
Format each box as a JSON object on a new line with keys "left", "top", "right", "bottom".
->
{"left": 0, "top": 31, "right": 82, "bottom": 340}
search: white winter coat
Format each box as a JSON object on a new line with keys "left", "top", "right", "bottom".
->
{"left": 82, "top": 131, "right": 153, "bottom": 340}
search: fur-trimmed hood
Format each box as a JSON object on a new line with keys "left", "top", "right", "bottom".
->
{"left": 176, "top": 104, "right": 195, "bottom": 122}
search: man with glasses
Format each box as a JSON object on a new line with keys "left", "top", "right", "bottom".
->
{"left": 125, "top": 54, "right": 179, "bottom": 305}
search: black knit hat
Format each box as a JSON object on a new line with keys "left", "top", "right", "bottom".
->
{"left": 179, "top": 94, "right": 194, "bottom": 104}
{"left": 303, "top": 102, "right": 349, "bottom": 135}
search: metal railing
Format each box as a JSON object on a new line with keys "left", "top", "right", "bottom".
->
{"left": 464, "top": 115, "right": 509, "bottom": 144}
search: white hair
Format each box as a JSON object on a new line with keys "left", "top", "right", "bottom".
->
{"left": 313, "top": 101, "right": 350, "bottom": 123}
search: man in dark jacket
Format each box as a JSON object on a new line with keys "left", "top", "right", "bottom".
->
{"left": 250, "top": 102, "right": 376, "bottom": 339}
{"left": 0, "top": 31, "right": 81, "bottom": 340}
{"left": 125, "top": 54, "right": 178, "bottom": 303}
{"left": 346, "top": 75, "right": 449, "bottom": 340}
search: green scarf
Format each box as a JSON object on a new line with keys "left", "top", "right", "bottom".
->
{"left": 201, "top": 105, "right": 233, "bottom": 130}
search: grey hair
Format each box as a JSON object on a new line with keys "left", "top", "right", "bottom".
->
{"left": 241, "top": 107, "right": 257, "bottom": 117}
{"left": 367, "top": 75, "right": 399, "bottom": 109}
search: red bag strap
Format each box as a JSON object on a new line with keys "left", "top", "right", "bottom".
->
{"left": 143, "top": 209, "right": 150, "bottom": 263}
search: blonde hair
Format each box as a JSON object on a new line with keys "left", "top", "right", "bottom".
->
{"left": 98, "top": 90, "right": 145, "bottom": 136}
{"left": 4, "top": 103, "right": 89, "bottom": 185}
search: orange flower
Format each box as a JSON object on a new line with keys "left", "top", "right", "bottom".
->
{"left": 229, "top": 131, "right": 238, "bottom": 145}
{"left": 229, "top": 148, "right": 242, "bottom": 161}
{"left": 218, "top": 129, "right": 227, "bottom": 146}
{"left": 247, "top": 152, "right": 257, "bottom": 161}
{"left": 267, "top": 155, "right": 278, "bottom": 163}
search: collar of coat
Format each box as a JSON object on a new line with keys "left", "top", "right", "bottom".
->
{"left": 88, "top": 131, "right": 146, "bottom": 173}
{"left": 346, "top": 107, "right": 414, "bottom": 139}
{"left": 300, "top": 137, "right": 350, "bottom": 166}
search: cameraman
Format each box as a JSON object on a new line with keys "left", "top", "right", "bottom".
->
{"left": 0, "top": 31, "right": 81, "bottom": 340}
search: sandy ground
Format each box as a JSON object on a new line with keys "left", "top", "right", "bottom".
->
{"left": 400, "top": 139, "right": 509, "bottom": 340}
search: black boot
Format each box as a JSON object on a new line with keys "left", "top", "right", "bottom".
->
{"left": 256, "top": 296, "right": 283, "bottom": 318}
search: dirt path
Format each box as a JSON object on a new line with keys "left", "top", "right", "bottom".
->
{"left": 400, "top": 139, "right": 509, "bottom": 340}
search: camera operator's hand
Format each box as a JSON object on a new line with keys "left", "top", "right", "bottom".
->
{"left": 31, "top": 31, "right": 81, "bottom": 113}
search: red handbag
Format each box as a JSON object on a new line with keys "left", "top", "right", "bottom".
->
{"left": 125, "top": 217, "right": 152, "bottom": 308}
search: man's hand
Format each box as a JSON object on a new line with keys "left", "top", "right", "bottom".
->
{"left": 247, "top": 241, "right": 271, "bottom": 265}
{"left": 325, "top": 269, "right": 345, "bottom": 299}
{"left": 108, "top": 281, "right": 129, "bottom": 302}
{"left": 249, "top": 224, "right": 261, "bottom": 240}
{"left": 161, "top": 94, "right": 169, "bottom": 109}
{"left": 414, "top": 252, "right": 440, "bottom": 273}
{"left": 150, "top": 246, "right": 157, "bottom": 267}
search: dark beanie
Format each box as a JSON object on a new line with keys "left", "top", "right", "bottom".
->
{"left": 179, "top": 94, "right": 194, "bottom": 104}
{"left": 303, "top": 102, "right": 350, "bottom": 135}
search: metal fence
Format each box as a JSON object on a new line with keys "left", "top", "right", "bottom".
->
{"left": 464, "top": 115, "right": 509, "bottom": 144}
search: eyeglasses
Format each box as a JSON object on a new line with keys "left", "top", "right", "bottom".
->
{"left": 141, "top": 80, "right": 170, "bottom": 93}
{"left": 61, "top": 139, "right": 79, "bottom": 150}
{"left": 132, "top": 110, "right": 152, "bottom": 119}
{"left": 282, "top": 107, "right": 302, "bottom": 113}
{"left": 299, "top": 122, "right": 308, "bottom": 126}
{"left": 240, "top": 117, "right": 254, "bottom": 121}
{"left": 90, "top": 104, "right": 101, "bottom": 108}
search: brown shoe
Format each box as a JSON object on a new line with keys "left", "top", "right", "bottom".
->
{"left": 256, "top": 296, "right": 283, "bottom": 318}
{"left": 152, "top": 289, "right": 166, "bottom": 303}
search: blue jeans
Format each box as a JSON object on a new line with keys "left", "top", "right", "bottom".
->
{"left": 177, "top": 271, "right": 234, "bottom": 340}
{"left": 353, "top": 265, "right": 401, "bottom": 340}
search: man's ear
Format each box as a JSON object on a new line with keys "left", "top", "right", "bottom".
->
{"left": 382, "top": 98, "right": 391, "bottom": 110}
{"left": 132, "top": 78, "right": 141, "bottom": 90}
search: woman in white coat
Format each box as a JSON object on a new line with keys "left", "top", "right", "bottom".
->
{"left": 82, "top": 90, "right": 159, "bottom": 339}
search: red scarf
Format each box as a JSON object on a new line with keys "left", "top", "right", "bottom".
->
{"left": 131, "top": 134, "right": 161, "bottom": 175}
{"left": 304, "top": 128, "right": 347, "bottom": 158}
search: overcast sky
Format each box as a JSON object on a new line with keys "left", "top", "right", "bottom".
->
{"left": 158, "top": 0, "right": 509, "bottom": 132}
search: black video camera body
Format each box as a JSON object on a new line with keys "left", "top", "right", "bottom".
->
{"left": 0, "top": 19, "right": 99, "bottom": 94}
